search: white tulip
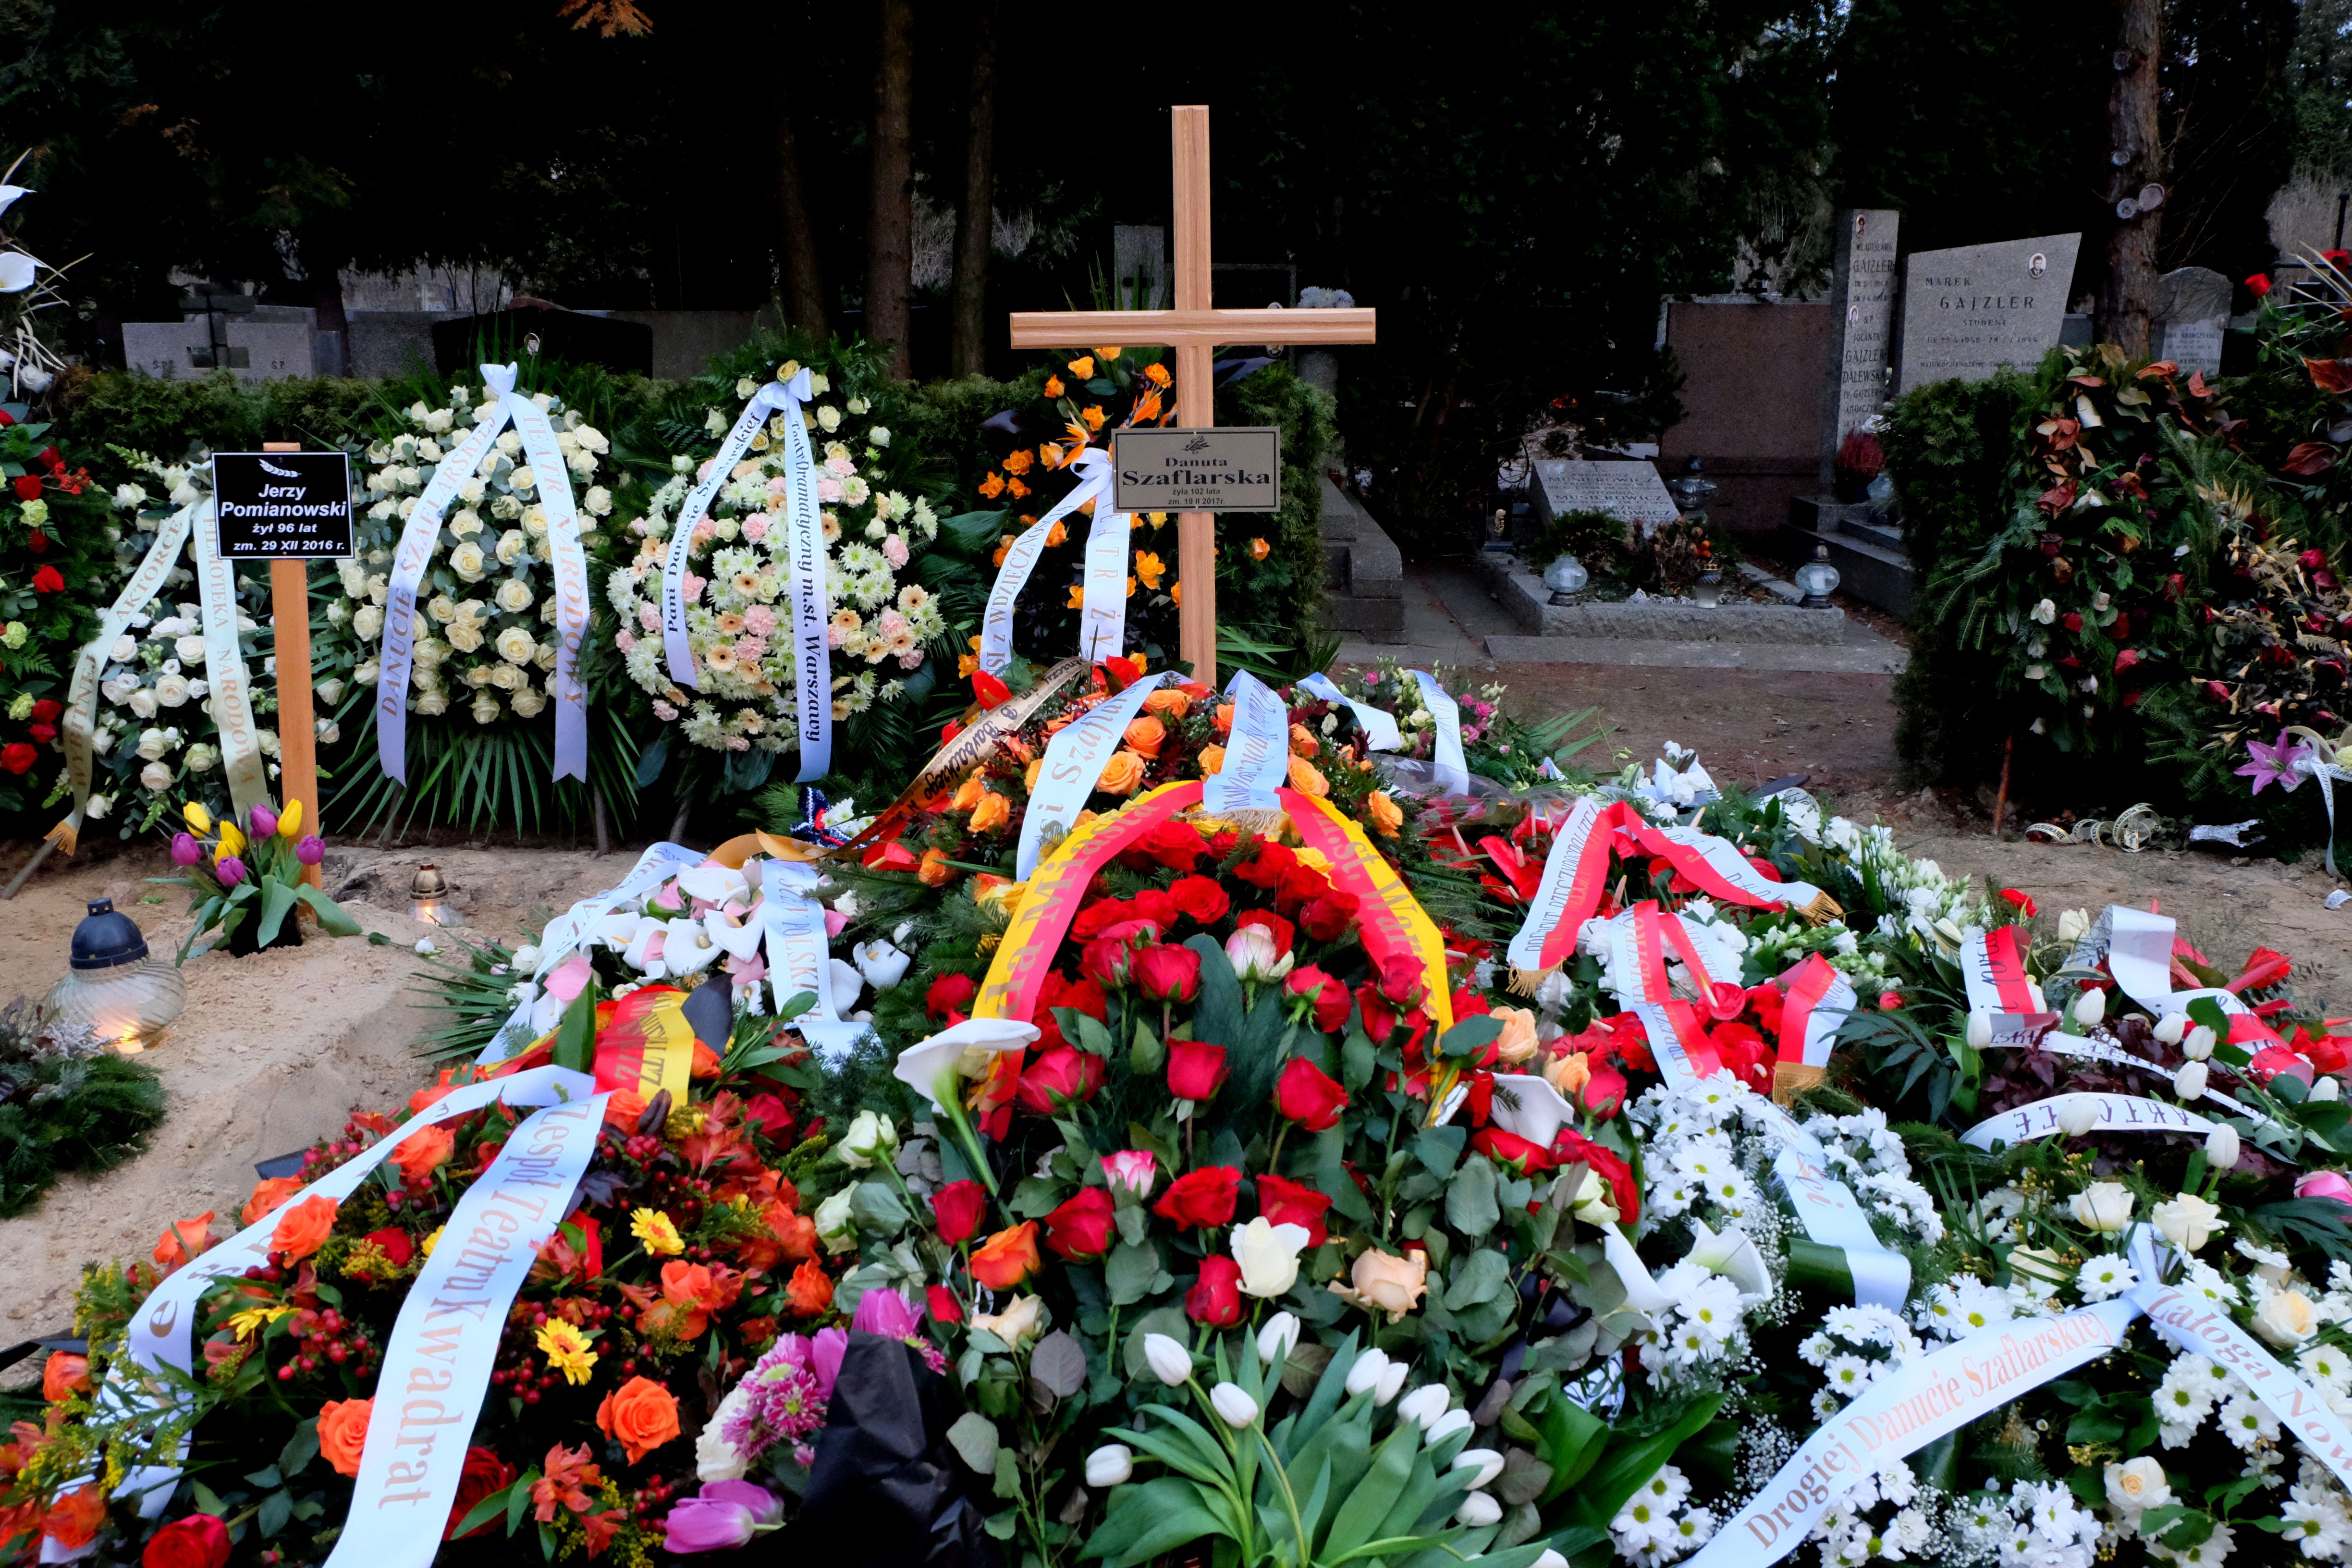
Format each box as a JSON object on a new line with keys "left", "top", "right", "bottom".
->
{"left": 2184, "top": 1025, "right": 2217, "bottom": 1061}
{"left": 1143, "top": 1333, "right": 1192, "bottom": 1388}
{"left": 1345, "top": 1349, "right": 1391, "bottom": 1397}
{"left": 838, "top": 1109, "right": 897, "bottom": 1169}
{"left": 1455, "top": 1493, "right": 1502, "bottom": 1528}
{"left": 1452, "top": 1449, "right": 1506, "bottom": 1490}
{"left": 2174, "top": 1062, "right": 2210, "bottom": 1102}
{"left": 1426, "top": 1409, "right": 1475, "bottom": 1444}
{"left": 2315, "top": 1078, "right": 2342, "bottom": 1103}
{"left": 1965, "top": 1012, "right": 1992, "bottom": 1051}
{"left": 1396, "top": 1385, "right": 1452, "bottom": 1432}
{"left": 1533, "top": 1552, "right": 1570, "bottom": 1568}
{"left": 2207, "top": 1124, "right": 2241, "bottom": 1171}
{"left": 1231, "top": 1217, "right": 1311, "bottom": 1298}
{"left": 1375, "top": 1360, "right": 1409, "bottom": 1405}
{"left": 1210, "top": 1383, "right": 1258, "bottom": 1428}
{"left": 1256, "top": 1311, "right": 1301, "bottom": 1367}
{"left": 2072, "top": 988, "right": 2107, "bottom": 1027}
{"left": 2154, "top": 1013, "right": 2188, "bottom": 1046}
{"left": 2056, "top": 908, "right": 2092, "bottom": 945}
{"left": 2057, "top": 1099, "right": 2103, "bottom": 1139}
{"left": 1084, "top": 1444, "right": 1133, "bottom": 1488}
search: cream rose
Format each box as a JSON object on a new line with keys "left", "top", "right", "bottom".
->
{"left": 1490, "top": 1006, "right": 1540, "bottom": 1066}
{"left": 450, "top": 541, "right": 487, "bottom": 581}
{"left": 2105, "top": 1457, "right": 2171, "bottom": 1518}
{"left": 494, "top": 579, "right": 534, "bottom": 614}
{"left": 139, "top": 760, "right": 172, "bottom": 791}
{"left": 495, "top": 528, "right": 527, "bottom": 565}
{"left": 415, "top": 691, "right": 450, "bottom": 716}
{"left": 352, "top": 604, "right": 383, "bottom": 640}
{"left": 153, "top": 673, "right": 190, "bottom": 708}
{"left": 428, "top": 594, "right": 459, "bottom": 625}
{"left": 496, "top": 628, "right": 537, "bottom": 666}
{"left": 2068, "top": 1181, "right": 2133, "bottom": 1234}
{"left": 510, "top": 686, "right": 547, "bottom": 718}
{"left": 2152, "top": 1193, "right": 2227, "bottom": 1252}
{"left": 2257, "top": 1287, "right": 2318, "bottom": 1347}
{"left": 1334, "top": 1250, "right": 1428, "bottom": 1323}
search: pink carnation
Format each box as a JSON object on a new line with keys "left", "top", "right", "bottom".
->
{"left": 767, "top": 476, "right": 790, "bottom": 497}
{"left": 824, "top": 454, "right": 856, "bottom": 477}
{"left": 816, "top": 478, "right": 844, "bottom": 504}
{"left": 897, "top": 649, "right": 925, "bottom": 670}
{"left": 692, "top": 520, "right": 716, "bottom": 545}
{"left": 734, "top": 637, "right": 768, "bottom": 666}
{"left": 743, "top": 516, "right": 770, "bottom": 542}
{"left": 743, "top": 606, "right": 778, "bottom": 637}
{"left": 615, "top": 630, "right": 637, "bottom": 653}
{"left": 878, "top": 610, "right": 910, "bottom": 639}
{"left": 882, "top": 533, "right": 909, "bottom": 568}
{"left": 682, "top": 573, "right": 706, "bottom": 603}
{"left": 638, "top": 602, "right": 661, "bottom": 630}
{"left": 653, "top": 700, "right": 678, "bottom": 721}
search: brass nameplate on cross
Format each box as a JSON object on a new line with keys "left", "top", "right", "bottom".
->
{"left": 1111, "top": 427, "right": 1280, "bottom": 514}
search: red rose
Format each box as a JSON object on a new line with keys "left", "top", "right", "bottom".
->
{"left": 1285, "top": 967, "right": 1351, "bottom": 1033}
{"left": 1997, "top": 888, "right": 2038, "bottom": 919}
{"left": 1134, "top": 821, "right": 1204, "bottom": 872}
{"left": 1032, "top": 973, "right": 1109, "bottom": 1052}
{"left": 1133, "top": 944, "right": 1202, "bottom": 1003}
{"left": 1043, "top": 1186, "right": 1115, "bottom": 1261}
{"left": 28, "top": 699, "right": 60, "bottom": 723}
{"left": 926, "top": 973, "right": 979, "bottom": 1019}
{"left": 1555, "top": 1129, "right": 1639, "bottom": 1224}
{"left": 1877, "top": 990, "right": 1904, "bottom": 1011}
{"left": 11, "top": 475, "right": 39, "bottom": 500}
{"left": 1470, "top": 1127, "right": 1553, "bottom": 1173}
{"left": 2061, "top": 612, "right": 2082, "bottom": 633}
{"left": 1234, "top": 908, "right": 1294, "bottom": 956}
{"left": 1575, "top": 1057, "right": 1628, "bottom": 1119}
{"left": 442, "top": 1447, "right": 517, "bottom": 1541}
{"left": 1185, "top": 1254, "right": 1244, "bottom": 1324}
{"left": 31, "top": 565, "right": 62, "bottom": 594}
{"left": 0, "top": 743, "right": 34, "bottom": 775}
{"left": 1131, "top": 889, "right": 1179, "bottom": 931}
{"left": 1016, "top": 1046, "right": 1105, "bottom": 1114}
{"left": 1071, "top": 899, "right": 1136, "bottom": 942}
{"left": 2247, "top": 272, "right": 2272, "bottom": 296}
{"left": 1082, "top": 933, "right": 1150, "bottom": 989}
{"left": 1273, "top": 1057, "right": 1349, "bottom": 1131}
{"left": 742, "top": 1091, "right": 796, "bottom": 1139}
{"left": 1255, "top": 1173, "right": 1333, "bottom": 1246}
{"left": 1374, "top": 953, "right": 1426, "bottom": 1007}
{"left": 1275, "top": 861, "right": 1330, "bottom": 915}
{"left": 1153, "top": 1165, "right": 1240, "bottom": 1229}
{"left": 927, "top": 1285, "right": 964, "bottom": 1323}
{"left": 144, "top": 1513, "right": 231, "bottom": 1568}
{"left": 1169, "top": 875, "right": 1230, "bottom": 924}
{"left": 363, "top": 1226, "right": 416, "bottom": 1267}
{"left": 1355, "top": 981, "right": 1398, "bottom": 1041}
{"left": 1168, "top": 1038, "right": 1229, "bottom": 1101}
{"left": 1233, "top": 841, "right": 1297, "bottom": 889}
{"left": 933, "top": 1179, "right": 988, "bottom": 1246}
{"left": 1298, "top": 891, "right": 1358, "bottom": 942}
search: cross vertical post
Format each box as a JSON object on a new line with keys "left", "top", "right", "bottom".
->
{"left": 261, "top": 441, "right": 321, "bottom": 888}
{"left": 1170, "top": 106, "right": 1219, "bottom": 687}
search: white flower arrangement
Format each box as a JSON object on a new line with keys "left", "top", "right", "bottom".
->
{"left": 607, "top": 358, "right": 946, "bottom": 758}
{"left": 330, "top": 383, "right": 609, "bottom": 729}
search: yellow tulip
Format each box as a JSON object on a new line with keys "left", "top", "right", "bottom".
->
{"left": 214, "top": 821, "right": 246, "bottom": 860}
{"left": 278, "top": 798, "right": 303, "bottom": 838}
{"left": 183, "top": 802, "right": 212, "bottom": 835}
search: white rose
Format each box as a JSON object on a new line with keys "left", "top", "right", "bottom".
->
{"left": 354, "top": 660, "right": 380, "bottom": 686}
{"left": 450, "top": 541, "right": 487, "bottom": 582}
{"left": 183, "top": 743, "right": 217, "bottom": 773}
{"left": 257, "top": 729, "right": 280, "bottom": 757}
{"left": 495, "top": 529, "right": 527, "bottom": 565}
{"left": 814, "top": 1186, "right": 858, "bottom": 1250}
{"left": 135, "top": 727, "right": 170, "bottom": 760}
{"left": 510, "top": 686, "right": 546, "bottom": 718}
{"left": 353, "top": 604, "right": 383, "bottom": 640}
{"left": 127, "top": 687, "right": 158, "bottom": 719}
{"left": 2152, "top": 1192, "right": 2227, "bottom": 1252}
{"left": 109, "top": 634, "right": 136, "bottom": 662}
{"left": 584, "top": 485, "right": 613, "bottom": 516}
{"left": 2106, "top": 1458, "right": 2170, "bottom": 1518}
{"left": 138, "top": 760, "right": 172, "bottom": 791}
{"left": 2257, "top": 1287, "right": 2319, "bottom": 1347}
{"left": 496, "top": 627, "right": 537, "bottom": 665}
{"left": 489, "top": 664, "right": 523, "bottom": 691}
{"left": 869, "top": 426, "right": 892, "bottom": 447}
{"left": 2069, "top": 1181, "right": 2134, "bottom": 1234}
{"left": 85, "top": 794, "right": 111, "bottom": 821}
{"left": 153, "top": 673, "right": 190, "bottom": 708}
{"left": 1229, "top": 1216, "right": 1311, "bottom": 1298}
{"left": 450, "top": 509, "right": 484, "bottom": 537}
{"left": 415, "top": 692, "right": 450, "bottom": 716}
{"left": 428, "top": 594, "right": 458, "bottom": 625}
{"left": 816, "top": 405, "right": 843, "bottom": 432}
{"left": 469, "top": 691, "right": 501, "bottom": 725}
{"left": 838, "top": 1109, "right": 897, "bottom": 1169}
{"left": 445, "top": 620, "right": 485, "bottom": 654}
{"left": 317, "top": 721, "right": 340, "bottom": 745}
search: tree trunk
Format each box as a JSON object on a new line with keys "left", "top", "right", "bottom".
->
{"left": 864, "top": 0, "right": 916, "bottom": 377}
{"left": 311, "top": 266, "right": 349, "bottom": 378}
{"left": 773, "top": 100, "right": 828, "bottom": 334}
{"left": 2097, "top": 0, "right": 2164, "bottom": 355}
{"left": 948, "top": 0, "right": 1000, "bottom": 378}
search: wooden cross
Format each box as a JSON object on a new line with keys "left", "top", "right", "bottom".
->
{"left": 1008, "top": 105, "right": 1375, "bottom": 689}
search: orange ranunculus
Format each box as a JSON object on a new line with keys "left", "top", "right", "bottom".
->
{"left": 603, "top": 1088, "right": 650, "bottom": 1131}
{"left": 1199, "top": 744, "right": 1226, "bottom": 776}
{"left": 241, "top": 1176, "right": 305, "bottom": 1228}
{"left": 1287, "top": 755, "right": 1330, "bottom": 797}
{"left": 970, "top": 792, "right": 1010, "bottom": 834}
{"left": 1289, "top": 723, "right": 1319, "bottom": 759}
{"left": 1123, "top": 716, "right": 1166, "bottom": 758}
{"left": 271, "top": 1196, "right": 339, "bottom": 1262}
{"left": 1366, "top": 791, "right": 1403, "bottom": 836}
{"left": 970, "top": 1222, "right": 1041, "bottom": 1290}
{"left": 1003, "top": 449, "right": 1035, "bottom": 476}
{"left": 1066, "top": 356, "right": 1095, "bottom": 380}
{"left": 950, "top": 773, "right": 985, "bottom": 811}
{"left": 1144, "top": 361, "right": 1171, "bottom": 387}
{"left": 319, "top": 1397, "right": 374, "bottom": 1478}
{"left": 596, "top": 1376, "right": 682, "bottom": 1463}
{"left": 1005, "top": 478, "right": 1031, "bottom": 500}
{"left": 1097, "top": 750, "right": 1145, "bottom": 796}
{"left": 1096, "top": 346, "right": 1122, "bottom": 360}
{"left": 1081, "top": 405, "right": 1106, "bottom": 432}
{"left": 40, "top": 1352, "right": 87, "bottom": 1404}
{"left": 39, "top": 1485, "right": 104, "bottom": 1550}
{"left": 1170, "top": 579, "right": 1181, "bottom": 606}
{"left": 1142, "top": 687, "right": 1191, "bottom": 721}
{"left": 1065, "top": 584, "right": 1085, "bottom": 609}
{"left": 1249, "top": 537, "right": 1271, "bottom": 561}
{"left": 785, "top": 1257, "right": 834, "bottom": 1317}
{"left": 153, "top": 1212, "right": 217, "bottom": 1274}
{"left": 1043, "top": 376, "right": 1065, "bottom": 398}
{"left": 1214, "top": 703, "right": 1234, "bottom": 735}
{"left": 919, "top": 848, "right": 956, "bottom": 887}
{"left": 978, "top": 472, "right": 1005, "bottom": 499}
{"left": 391, "top": 1125, "right": 456, "bottom": 1186}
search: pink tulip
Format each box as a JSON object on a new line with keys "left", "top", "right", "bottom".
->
{"left": 170, "top": 833, "right": 202, "bottom": 866}
{"left": 2297, "top": 1172, "right": 2352, "bottom": 1207}
{"left": 662, "top": 1481, "right": 784, "bottom": 1552}
{"left": 215, "top": 855, "right": 247, "bottom": 887}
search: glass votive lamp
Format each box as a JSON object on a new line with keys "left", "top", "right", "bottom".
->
{"left": 1795, "top": 545, "right": 1842, "bottom": 609}
{"left": 46, "top": 898, "right": 186, "bottom": 1053}
{"left": 1543, "top": 555, "right": 1589, "bottom": 605}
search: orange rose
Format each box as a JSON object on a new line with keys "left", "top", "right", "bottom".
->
{"left": 1289, "top": 723, "right": 1319, "bottom": 759}
{"left": 39, "top": 1485, "right": 104, "bottom": 1550}
{"left": 970, "top": 792, "right": 1010, "bottom": 834}
{"left": 596, "top": 1376, "right": 682, "bottom": 1463}
{"left": 1142, "top": 687, "right": 1192, "bottom": 721}
{"left": 391, "top": 1125, "right": 456, "bottom": 1186}
{"left": 319, "top": 1397, "right": 373, "bottom": 1478}
{"left": 241, "top": 1176, "right": 305, "bottom": 1228}
{"left": 950, "top": 773, "right": 984, "bottom": 812}
{"left": 1214, "top": 702, "right": 1234, "bottom": 734}
{"left": 785, "top": 1257, "right": 834, "bottom": 1317}
{"left": 919, "top": 848, "right": 956, "bottom": 887}
{"left": 691, "top": 1040, "right": 722, "bottom": 1078}
{"left": 1249, "top": 537, "right": 1271, "bottom": 561}
{"left": 408, "top": 1081, "right": 458, "bottom": 1115}
{"left": 40, "top": 1352, "right": 87, "bottom": 1403}
{"left": 1123, "top": 716, "right": 1166, "bottom": 758}
{"left": 603, "top": 1088, "right": 650, "bottom": 1131}
{"left": 270, "top": 1195, "right": 338, "bottom": 1262}
{"left": 1097, "top": 750, "right": 1145, "bottom": 796}
{"left": 152, "top": 1212, "right": 216, "bottom": 1274}
{"left": 970, "top": 1222, "right": 1041, "bottom": 1290}
{"left": 1199, "top": 744, "right": 1226, "bottom": 776}
{"left": 1365, "top": 791, "right": 1403, "bottom": 837}
{"left": 1286, "top": 755, "right": 1330, "bottom": 797}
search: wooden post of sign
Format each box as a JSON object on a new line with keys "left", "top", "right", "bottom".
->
{"left": 1008, "top": 106, "right": 1376, "bottom": 690}
{"left": 260, "top": 442, "right": 321, "bottom": 888}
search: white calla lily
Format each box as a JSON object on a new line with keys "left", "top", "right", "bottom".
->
{"left": 662, "top": 917, "right": 724, "bottom": 976}
{"left": 892, "top": 1016, "right": 1040, "bottom": 1108}
{"left": 674, "top": 863, "right": 751, "bottom": 906}
{"left": 1487, "top": 1071, "right": 1576, "bottom": 1147}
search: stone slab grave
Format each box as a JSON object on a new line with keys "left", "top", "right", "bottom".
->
{"left": 1895, "top": 231, "right": 2082, "bottom": 393}
{"left": 2154, "top": 266, "right": 2230, "bottom": 379}
{"left": 1530, "top": 458, "right": 1681, "bottom": 536}
{"left": 1317, "top": 472, "right": 1405, "bottom": 642}
{"left": 121, "top": 312, "right": 324, "bottom": 382}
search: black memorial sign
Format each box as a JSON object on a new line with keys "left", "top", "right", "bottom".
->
{"left": 1112, "top": 427, "right": 1280, "bottom": 514}
{"left": 210, "top": 452, "right": 355, "bottom": 560}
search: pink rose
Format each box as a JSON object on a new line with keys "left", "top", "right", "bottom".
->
{"left": 2298, "top": 1172, "right": 2352, "bottom": 1206}
{"left": 1102, "top": 1150, "right": 1157, "bottom": 1197}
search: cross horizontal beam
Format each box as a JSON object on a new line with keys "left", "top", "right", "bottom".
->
{"left": 1007, "top": 307, "right": 1377, "bottom": 350}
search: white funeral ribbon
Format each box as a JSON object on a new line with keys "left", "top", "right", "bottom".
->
{"left": 978, "top": 448, "right": 1116, "bottom": 676}
{"left": 1078, "top": 496, "right": 1132, "bottom": 665}
{"left": 1403, "top": 669, "right": 1469, "bottom": 796}
{"left": 1770, "top": 1145, "right": 1911, "bottom": 1311}
{"left": 483, "top": 842, "right": 704, "bottom": 1061}
{"left": 1960, "top": 1090, "right": 2216, "bottom": 1150}
{"left": 1505, "top": 796, "right": 1604, "bottom": 975}
{"left": 1960, "top": 926, "right": 2055, "bottom": 1048}
{"left": 1202, "top": 668, "right": 1291, "bottom": 815}
{"left": 2104, "top": 905, "right": 2271, "bottom": 1035}
{"left": 321, "top": 1093, "right": 608, "bottom": 1568}
{"left": 661, "top": 368, "right": 811, "bottom": 686}
{"left": 1650, "top": 822, "right": 1834, "bottom": 918}
{"left": 377, "top": 365, "right": 592, "bottom": 784}
{"left": 74, "top": 1064, "right": 595, "bottom": 1525}
{"left": 189, "top": 509, "right": 269, "bottom": 819}
{"left": 49, "top": 500, "right": 202, "bottom": 850}
{"left": 2283, "top": 727, "right": 2349, "bottom": 878}
{"left": 758, "top": 859, "right": 869, "bottom": 1062}
{"left": 1298, "top": 672, "right": 1402, "bottom": 753}
{"left": 1017, "top": 672, "right": 1169, "bottom": 878}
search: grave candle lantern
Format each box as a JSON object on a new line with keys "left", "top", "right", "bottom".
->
{"left": 1795, "top": 544, "right": 1841, "bottom": 609}
{"left": 1542, "top": 555, "right": 1589, "bottom": 605}
{"left": 45, "top": 898, "right": 186, "bottom": 1053}
{"left": 410, "top": 863, "right": 462, "bottom": 927}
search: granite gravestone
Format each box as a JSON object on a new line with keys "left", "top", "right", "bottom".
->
{"left": 1819, "top": 209, "right": 1900, "bottom": 487}
{"left": 1897, "top": 233, "right": 2082, "bottom": 392}
{"left": 1531, "top": 459, "right": 1680, "bottom": 535}
{"left": 2153, "top": 267, "right": 2230, "bottom": 379}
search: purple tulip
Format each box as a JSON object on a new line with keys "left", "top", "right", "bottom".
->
{"left": 248, "top": 805, "right": 278, "bottom": 839}
{"left": 662, "top": 1481, "right": 784, "bottom": 1553}
{"left": 215, "top": 855, "right": 247, "bottom": 887}
{"left": 296, "top": 834, "right": 326, "bottom": 866}
{"left": 171, "top": 832, "right": 202, "bottom": 867}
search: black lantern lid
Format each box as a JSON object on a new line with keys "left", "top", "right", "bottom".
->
{"left": 70, "top": 898, "right": 149, "bottom": 970}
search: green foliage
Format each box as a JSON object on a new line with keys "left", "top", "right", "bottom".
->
{"left": 1224, "top": 361, "right": 1339, "bottom": 650}
{"left": 55, "top": 370, "right": 379, "bottom": 461}
{"left": 0, "top": 1000, "right": 166, "bottom": 1218}
{"left": 0, "top": 402, "right": 114, "bottom": 823}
